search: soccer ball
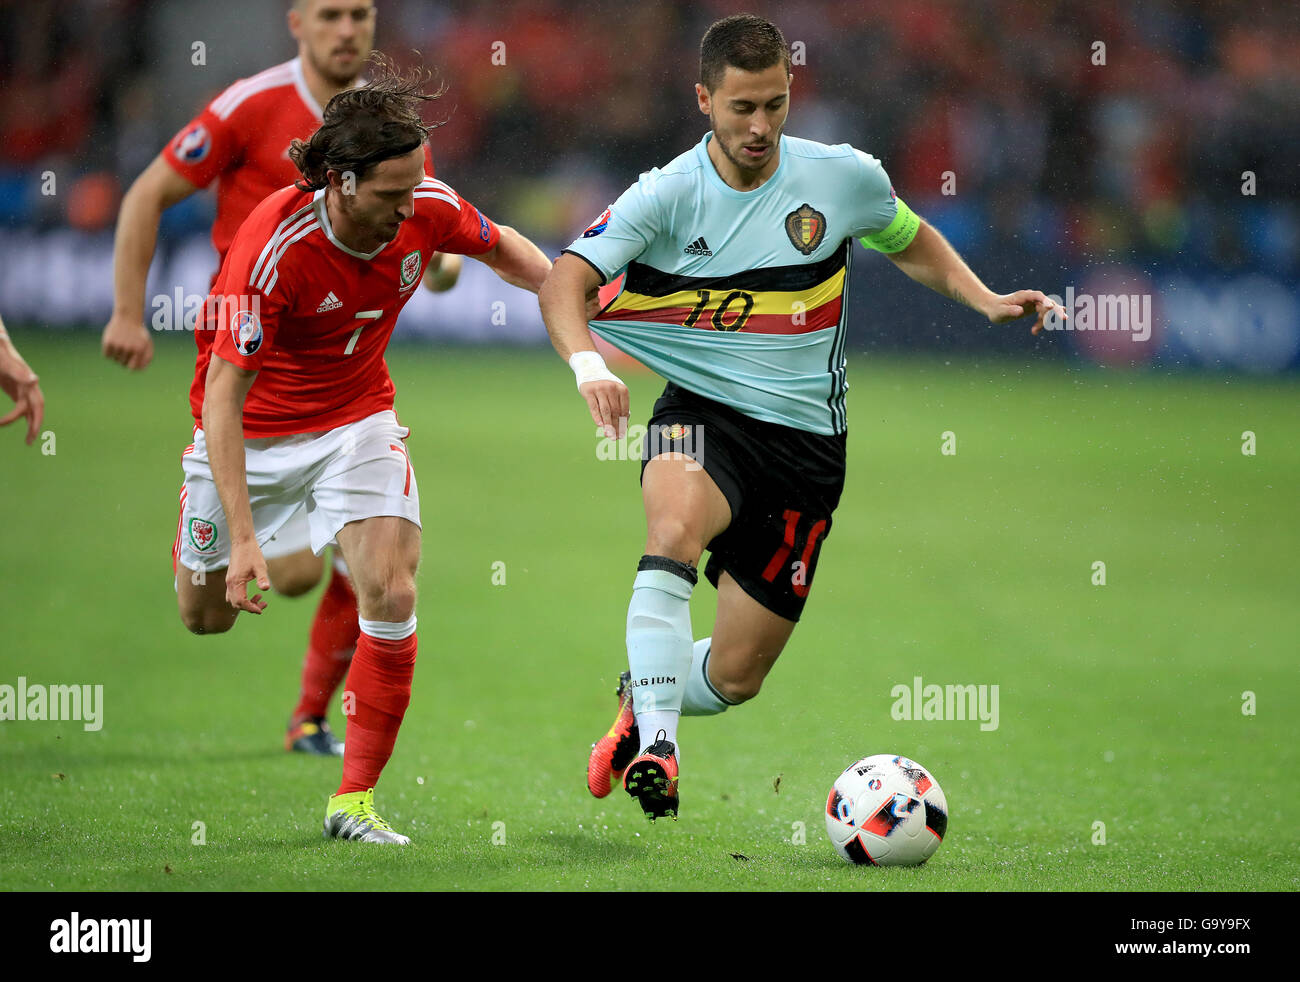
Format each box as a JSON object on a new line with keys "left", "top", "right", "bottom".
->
{"left": 825, "top": 754, "right": 948, "bottom": 866}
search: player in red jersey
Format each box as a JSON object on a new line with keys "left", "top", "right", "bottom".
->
{"left": 174, "top": 67, "right": 553, "bottom": 843}
{"left": 104, "top": 0, "right": 454, "bottom": 756}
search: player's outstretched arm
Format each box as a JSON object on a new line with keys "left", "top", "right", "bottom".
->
{"left": 538, "top": 252, "right": 628, "bottom": 439}
{"left": 0, "top": 313, "right": 45, "bottom": 445}
{"left": 201, "top": 354, "right": 269, "bottom": 616}
{"left": 102, "top": 154, "right": 201, "bottom": 371}
{"left": 471, "top": 225, "right": 552, "bottom": 294}
{"left": 882, "top": 219, "right": 1065, "bottom": 335}
{"left": 421, "top": 252, "right": 462, "bottom": 293}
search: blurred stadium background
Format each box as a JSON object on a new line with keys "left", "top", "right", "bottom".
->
{"left": 0, "top": 0, "right": 1297, "bottom": 366}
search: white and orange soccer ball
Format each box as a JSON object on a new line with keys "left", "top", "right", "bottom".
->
{"left": 825, "top": 754, "right": 948, "bottom": 866}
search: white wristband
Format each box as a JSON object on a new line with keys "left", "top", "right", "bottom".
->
{"left": 568, "top": 350, "right": 623, "bottom": 390}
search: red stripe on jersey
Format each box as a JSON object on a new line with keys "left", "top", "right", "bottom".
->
{"left": 599, "top": 297, "right": 843, "bottom": 335}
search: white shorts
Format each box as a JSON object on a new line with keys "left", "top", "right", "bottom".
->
{"left": 261, "top": 505, "right": 312, "bottom": 560}
{"left": 172, "top": 410, "right": 420, "bottom": 573}
{"left": 259, "top": 510, "right": 352, "bottom": 578}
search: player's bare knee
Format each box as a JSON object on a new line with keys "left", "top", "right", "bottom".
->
{"left": 266, "top": 552, "right": 323, "bottom": 598}
{"left": 356, "top": 575, "right": 416, "bottom": 623}
{"left": 645, "top": 518, "right": 705, "bottom": 565}
{"left": 178, "top": 603, "right": 237, "bottom": 636}
{"left": 271, "top": 569, "right": 321, "bottom": 598}
{"left": 385, "top": 582, "right": 417, "bottom": 622}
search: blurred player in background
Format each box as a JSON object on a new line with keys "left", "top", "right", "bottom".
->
{"left": 540, "top": 15, "right": 1062, "bottom": 822}
{"left": 103, "top": 0, "right": 458, "bottom": 756}
{"left": 0, "top": 312, "right": 45, "bottom": 446}
{"left": 176, "top": 66, "right": 553, "bottom": 843}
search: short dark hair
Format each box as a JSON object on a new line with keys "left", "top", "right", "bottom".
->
{"left": 699, "top": 14, "right": 790, "bottom": 92}
{"left": 288, "top": 54, "right": 444, "bottom": 192}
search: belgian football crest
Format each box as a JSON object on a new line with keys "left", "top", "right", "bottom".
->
{"left": 400, "top": 250, "right": 422, "bottom": 287}
{"left": 784, "top": 203, "right": 827, "bottom": 256}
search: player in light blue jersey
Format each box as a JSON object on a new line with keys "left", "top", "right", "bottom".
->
{"left": 539, "top": 14, "right": 1064, "bottom": 822}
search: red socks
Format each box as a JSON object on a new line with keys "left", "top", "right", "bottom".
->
{"left": 292, "top": 567, "right": 359, "bottom": 722}
{"left": 336, "top": 630, "right": 417, "bottom": 795}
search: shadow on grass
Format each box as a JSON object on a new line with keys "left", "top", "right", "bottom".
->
{"left": 512, "top": 831, "right": 647, "bottom": 864}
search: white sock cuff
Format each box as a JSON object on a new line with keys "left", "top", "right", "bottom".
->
{"left": 632, "top": 567, "right": 695, "bottom": 601}
{"left": 359, "top": 615, "right": 416, "bottom": 641}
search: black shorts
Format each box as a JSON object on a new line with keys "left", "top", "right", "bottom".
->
{"left": 639, "top": 383, "right": 847, "bottom": 622}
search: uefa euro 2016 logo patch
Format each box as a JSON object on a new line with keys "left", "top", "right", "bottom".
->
{"left": 785, "top": 202, "right": 827, "bottom": 256}
{"left": 582, "top": 207, "right": 612, "bottom": 238}
{"left": 400, "top": 250, "right": 422, "bottom": 287}
{"left": 174, "top": 123, "right": 211, "bottom": 164}
{"left": 188, "top": 518, "right": 218, "bottom": 552}
{"left": 230, "top": 309, "right": 262, "bottom": 356}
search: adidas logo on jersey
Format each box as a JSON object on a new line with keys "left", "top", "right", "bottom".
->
{"left": 683, "top": 237, "right": 713, "bottom": 257}
{"left": 316, "top": 291, "right": 342, "bottom": 313}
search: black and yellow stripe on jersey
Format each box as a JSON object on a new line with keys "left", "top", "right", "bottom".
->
{"left": 595, "top": 244, "right": 850, "bottom": 336}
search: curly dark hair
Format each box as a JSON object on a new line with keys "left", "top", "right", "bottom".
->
{"left": 288, "top": 54, "right": 446, "bottom": 192}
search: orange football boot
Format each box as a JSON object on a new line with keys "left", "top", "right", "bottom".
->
{"left": 587, "top": 671, "right": 639, "bottom": 797}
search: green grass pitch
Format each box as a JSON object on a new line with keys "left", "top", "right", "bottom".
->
{"left": 0, "top": 329, "right": 1296, "bottom": 891}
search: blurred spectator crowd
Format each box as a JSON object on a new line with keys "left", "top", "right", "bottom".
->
{"left": 1, "top": 0, "right": 1297, "bottom": 276}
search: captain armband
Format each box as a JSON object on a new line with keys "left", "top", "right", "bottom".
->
{"left": 860, "top": 197, "right": 921, "bottom": 254}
